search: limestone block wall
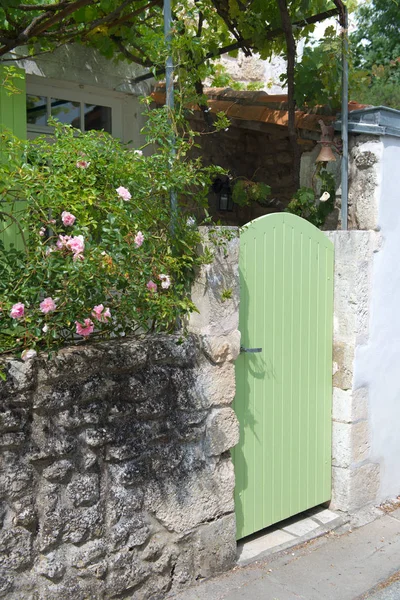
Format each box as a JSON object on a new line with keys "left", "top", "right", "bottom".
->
{"left": 347, "top": 135, "right": 383, "bottom": 231}
{"left": 0, "top": 230, "right": 241, "bottom": 600}
{"left": 326, "top": 230, "right": 382, "bottom": 512}
{"left": 353, "top": 135, "right": 400, "bottom": 501}
{"left": 327, "top": 133, "right": 400, "bottom": 509}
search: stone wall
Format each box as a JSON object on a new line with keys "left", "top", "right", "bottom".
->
{"left": 189, "top": 115, "right": 314, "bottom": 226}
{"left": 0, "top": 231, "right": 241, "bottom": 600}
{"left": 326, "top": 133, "right": 400, "bottom": 510}
{"left": 347, "top": 135, "right": 383, "bottom": 231}
{"left": 325, "top": 230, "right": 381, "bottom": 513}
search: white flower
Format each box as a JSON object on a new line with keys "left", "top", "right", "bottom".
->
{"left": 21, "top": 349, "right": 37, "bottom": 362}
{"left": 159, "top": 274, "right": 171, "bottom": 289}
{"left": 320, "top": 191, "right": 331, "bottom": 203}
{"left": 134, "top": 149, "right": 143, "bottom": 156}
{"left": 116, "top": 186, "right": 131, "bottom": 201}
{"left": 42, "top": 324, "right": 49, "bottom": 333}
{"left": 186, "top": 217, "right": 196, "bottom": 227}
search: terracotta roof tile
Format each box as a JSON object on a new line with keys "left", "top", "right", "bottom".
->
{"left": 151, "top": 86, "right": 367, "bottom": 132}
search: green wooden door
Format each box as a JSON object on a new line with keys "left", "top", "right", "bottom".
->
{"left": 0, "top": 65, "right": 26, "bottom": 251}
{"left": 232, "top": 213, "right": 334, "bottom": 540}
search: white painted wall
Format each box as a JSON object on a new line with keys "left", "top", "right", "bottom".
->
{"left": 13, "top": 44, "right": 153, "bottom": 146}
{"left": 355, "top": 135, "right": 400, "bottom": 501}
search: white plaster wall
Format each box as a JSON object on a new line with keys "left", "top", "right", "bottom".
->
{"left": 13, "top": 45, "right": 153, "bottom": 146}
{"left": 354, "top": 135, "right": 400, "bottom": 501}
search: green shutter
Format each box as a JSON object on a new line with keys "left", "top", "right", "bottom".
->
{"left": 0, "top": 65, "right": 26, "bottom": 251}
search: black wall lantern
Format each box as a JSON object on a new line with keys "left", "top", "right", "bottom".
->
{"left": 213, "top": 177, "right": 234, "bottom": 212}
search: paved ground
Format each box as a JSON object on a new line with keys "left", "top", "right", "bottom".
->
{"left": 168, "top": 509, "right": 400, "bottom": 600}
{"left": 359, "top": 572, "right": 400, "bottom": 599}
{"left": 237, "top": 506, "right": 345, "bottom": 565}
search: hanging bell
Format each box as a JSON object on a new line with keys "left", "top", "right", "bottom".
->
{"left": 316, "top": 144, "right": 336, "bottom": 162}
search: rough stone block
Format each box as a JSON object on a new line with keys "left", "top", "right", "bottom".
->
{"left": 106, "top": 551, "right": 149, "bottom": 597}
{"left": 1, "top": 359, "right": 35, "bottom": 396}
{"left": 332, "top": 386, "right": 369, "bottom": 423}
{"left": 192, "top": 513, "right": 237, "bottom": 579}
{"left": 333, "top": 342, "right": 355, "bottom": 390}
{"left": 0, "top": 529, "right": 32, "bottom": 571}
{"left": 0, "top": 409, "right": 27, "bottom": 433}
{"left": 348, "top": 136, "right": 383, "bottom": 230}
{"left": 36, "top": 552, "right": 65, "bottom": 582}
{"left": 42, "top": 460, "right": 73, "bottom": 483}
{"left": 326, "top": 230, "right": 379, "bottom": 344}
{"left": 331, "top": 462, "right": 380, "bottom": 512}
{"left": 332, "top": 420, "right": 370, "bottom": 468}
{"left": 67, "top": 474, "right": 99, "bottom": 507}
{"left": 147, "top": 334, "right": 200, "bottom": 367}
{"left": 205, "top": 408, "right": 240, "bottom": 456}
{"left": 196, "top": 362, "right": 236, "bottom": 407}
{"left": 332, "top": 387, "right": 353, "bottom": 423}
{"left": 189, "top": 227, "right": 240, "bottom": 337}
{"left": 144, "top": 459, "right": 235, "bottom": 534}
{"left": 201, "top": 332, "right": 241, "bottom": 364}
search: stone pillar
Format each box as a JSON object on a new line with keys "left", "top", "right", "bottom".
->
{"left": 189, "top": 227, "right": 241, "bottom": 418}
{"left": 189, "top": 226, "right": 241, "bottom": 560}
{"left": 347, "top": 134, "right": 383, "bottom": 230}
{"left": 325, "top": 230, "right": 381, "bottom": 512}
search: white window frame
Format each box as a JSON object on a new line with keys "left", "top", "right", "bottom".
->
{"left": 26, "top": 75, "right": 124, "bottom": 139}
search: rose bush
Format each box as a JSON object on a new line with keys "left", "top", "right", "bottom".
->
{"left": 0, "top": 107, "right": 222, "bottom": 357}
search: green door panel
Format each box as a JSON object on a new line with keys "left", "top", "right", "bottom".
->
{"left": 233, "top": 213, "right": 334, "bottom": 540}
{"left": 0, "top": 65, "right": 26, "bottom": 251}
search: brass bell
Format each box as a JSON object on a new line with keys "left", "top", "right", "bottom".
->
{"left": 316, "top": 144, "right": 336, "bottom": 162}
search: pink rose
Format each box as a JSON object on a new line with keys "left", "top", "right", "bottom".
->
{"left": 76, "top": 160, "right": 90, "bottom": 169}
{"left": 57, "top": 234, "right": 71, "bottom": 249}
{"left": 75, "top": 318, "right": 94, "bottom": 337}
{"left": 39, "top": 227, "right": 46, "bottom": 237}
{"left": 10, "top": 302, "right": 25, "bottom": 319}
{"left": 66, "top": 235, "right": 84, "bottom": 258}
{"left": 61, "top": 211, "right": 76, "bottom": 227}
{"left": 92, "top": 304, "right": 111, "bottom": 323}
{"left": 146, "top": 280, "right": 157, "bottom": 292}
{"left": 21, "top": 348, "right": 37, "bottom": 361}
{"left": 134, "top": 231, "right": 144, "bottom": 247}
{"left": 40, "top": 297, "right": 57, "bottom": 314}
{"left": 159, "top": 274, "right": 171, "bottom": 289}
{"left": 116, "top": 186, "right": 131, "bottom": 201}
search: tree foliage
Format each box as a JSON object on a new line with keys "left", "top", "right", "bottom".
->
{"left": 0, "top": 0, "right": 340, "bottom": 88}
{"left": 350, "top": 0, "right": 400, "bottom": 72}
{"left": 294, "top": 0, "right": 400, "bottom": 110}
{"left": 349, "top": 0, "right": 400, "bottom": 108}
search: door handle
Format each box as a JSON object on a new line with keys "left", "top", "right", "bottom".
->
{"left": 240, "top": 346, "right": 262, "bottom": 353}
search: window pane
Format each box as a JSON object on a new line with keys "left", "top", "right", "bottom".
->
{"left": 26, "top": 95, "right": 48, "bottom": 126}
{"left": 84, "top": 104, "right": 112, "bottom": 133}
{"left": 51, "top": 98, "right": 80, "bottom": 128}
